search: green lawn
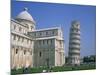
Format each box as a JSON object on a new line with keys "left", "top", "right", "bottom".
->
{"left": 11, "top": 64, "right": 96, "bottom": 75}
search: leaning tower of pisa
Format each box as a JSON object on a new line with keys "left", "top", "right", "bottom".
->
{"left": 68, "top": 20, "right": 80, "bottom": 66}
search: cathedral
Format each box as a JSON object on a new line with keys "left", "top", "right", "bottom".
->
{"left": 11, "top": 8, "right": 65, "bottom": 69}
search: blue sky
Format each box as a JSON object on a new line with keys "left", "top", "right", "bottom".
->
{"left": 11, "top": 1, "right": 96, "bottom": 57}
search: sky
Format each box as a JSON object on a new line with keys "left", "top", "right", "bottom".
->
{"left": 11, "top": 1, "right": 96, "bottom": 57}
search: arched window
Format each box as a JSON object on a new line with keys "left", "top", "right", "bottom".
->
{"left": 14, "top": 25, "right": 16, "bottom": 30}
{"left": 46, "top": 31, "right": 48, "bottom": 35}
{"left": 13, "top": 35, "right": 16, "bottom": 40}
{"left": 39, "top": 52, "right": 41, "bottom": 57}
{"left": 24, "top": 50, "right": 26, "bottom": 55}
{"left": 18, "top": 36, "right": 20, "bottom": 41}
{"left": 30, "top": 51, "right": 32, "bottom": 55}
{"left": 19, "top": 27, "right": 22, "bottom": 32}
{"left": 27, "top": 39, "right": 29, "bottom": 44}
{"left": 16, "top": 49, "right": 18, "bottom": 54}
{"left": 43, "top": 40, "right": 45, "bottom": 44}
{"left": 39, "top": 40, "right": 42, "bottom": 45}
{"left": 31, "top": 26, "right": 33, "bottom": 30}
{"left": 51, "top": 39, "right": 52, "bottom": 44}
{"left": 47, "top": 40, "right": 49, "bottom": 45}
{"left": 22, "top": 37, "right": 24, "bottom": 42}
{"left": 52, "top": 31, "right": 55, "bottom": 35}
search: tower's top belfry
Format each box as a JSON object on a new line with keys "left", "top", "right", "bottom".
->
{"left": 71, "top": 20, "right": 80, "bottom": 29}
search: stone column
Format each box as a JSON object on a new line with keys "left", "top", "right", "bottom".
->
{"left": 17, "top": 46, "right": 20, "bottom": 69}
{"left": 14, "top": 46, "right": 19, "bottom": 69}
{"left": 30, "top": 49, "right": 33, "bottom": 67}
{"left": 25, "top": 49, "right": 30, "bottom": 68}
{"left": 18, "top": 47, "right": 23, "bottom": 68}
{"left": 11, "top": 46, "right": 15, "bottom": 69}
{"left": 23, "top": 49, "right": 26, "bottom": 68}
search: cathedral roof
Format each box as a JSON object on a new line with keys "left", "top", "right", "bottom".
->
{"left": 16, "top": 8, "right": 35, "bottom": 23}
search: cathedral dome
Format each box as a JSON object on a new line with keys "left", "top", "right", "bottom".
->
{"left": 16, "top": 8, "right": 35, "bottom": 23}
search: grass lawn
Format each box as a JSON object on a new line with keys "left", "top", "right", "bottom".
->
{"left": 11, "top": 64, "right": 96, "bottom": 75}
